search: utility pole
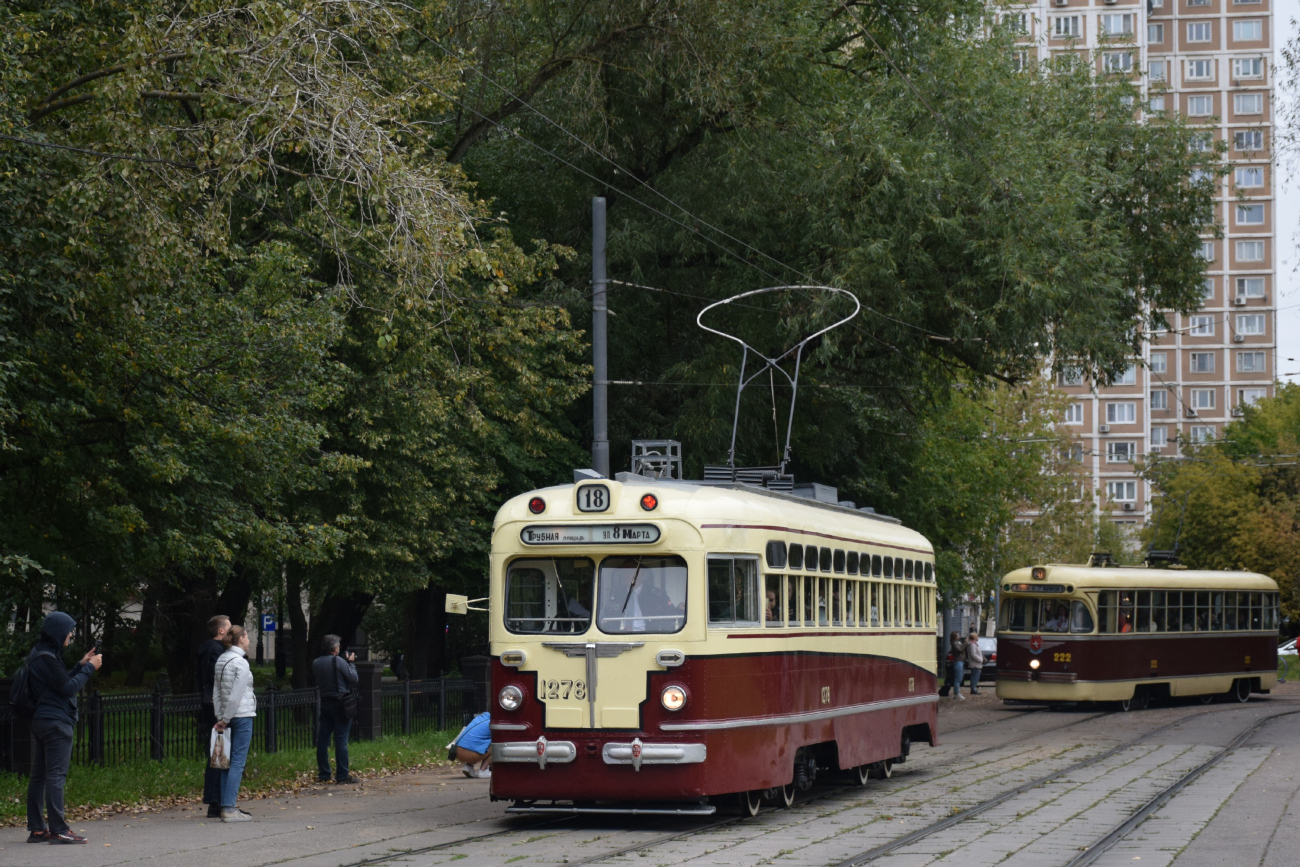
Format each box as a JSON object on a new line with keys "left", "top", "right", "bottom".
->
{"left": 591, "top": 197, "right": 610, "bottom": 478}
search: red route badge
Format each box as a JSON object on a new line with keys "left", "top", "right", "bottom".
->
{"left": 537, "top": 740, "right": 546, "bottom": 756}
{"left": 1030, "top": 634, "right": 1043, "bottom": 653}
{"left": 632, "top": 743, "right": 642, "bottom": 759}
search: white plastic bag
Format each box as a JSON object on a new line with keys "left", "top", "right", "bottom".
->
{"left": 209, "top": 726, "right": 231, "bottom": 770}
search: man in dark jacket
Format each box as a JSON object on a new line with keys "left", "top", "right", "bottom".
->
{"left": 195, "top": 615, "right": 230, "bottom": 818}
{"left": 311, "top": 635, "right": 358, "bottom": 784}
{"left": 26, "top": 611, "right": 101, "bottom": 844}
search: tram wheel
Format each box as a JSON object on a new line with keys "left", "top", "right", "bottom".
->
{"left": 854, "top": 764, "right": 871, "bottom": 786}
{"left": 739, "top": 790, "right": 763, "bottom": 817}
{"left": 1232, "top": 678, "right": 1252, "bottom": 703}
{"left": 780, "top": 783, "right": 796, "bottom": 807}
{"left": 1199, "top": 693, "right": 1215, "bottom": 705}
{"left": 870, "top": 759, "right": 894, "bottom": 779}
{"left": 1119, "top": 686, "right": 1149, "bottom": 712}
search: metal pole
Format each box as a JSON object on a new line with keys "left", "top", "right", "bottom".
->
{"left": 591, "top": 197, "right": 610, "bottom": 478}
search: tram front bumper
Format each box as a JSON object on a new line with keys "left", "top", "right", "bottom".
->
{"left": 491, "top": 737, "right": 705, "bottom": 771}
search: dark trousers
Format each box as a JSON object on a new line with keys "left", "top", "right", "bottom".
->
{"left": 198, "top": 703, "right": 222, "bottom": 805}
{"left": 27, "top": 718, "right": 74, "bottom": 835}
{"left": 969, "top": 667, "right": 983, "bottom": 693}
{"left": 316, "top": 698, "right": 351, "bottom": 781}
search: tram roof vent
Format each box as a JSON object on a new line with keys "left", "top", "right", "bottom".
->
{"left": 703, "top": 464, "right": 794, "bottom": 492}
{"left": 1144, "top": 549, "right": 1181, "bottom": 568}
{"left": 792, "top": 482, "right": 839, "bottom": 504}
{"left": 1087, "top": 551, "right": 1114, "bottom": 568}
{"left": 631, "top": 440, "right": 683, "bottom": 480}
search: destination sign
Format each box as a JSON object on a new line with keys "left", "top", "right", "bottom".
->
{"left": 1006, "top": 583, "right": 1068, "bottom": 594}
{"left": 520, "top": 524, "right": 661, "bottom": 545}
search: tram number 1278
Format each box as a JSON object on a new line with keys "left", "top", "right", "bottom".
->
{"left": 540, "top": 680, "right": 588, "bottom": 700}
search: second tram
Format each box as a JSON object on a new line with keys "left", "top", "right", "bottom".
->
{"left": 486, "top": 474, "right": 939, "bottom": 814}
{"left": 995, "top": 559, "right": 1280, "bottom": 709}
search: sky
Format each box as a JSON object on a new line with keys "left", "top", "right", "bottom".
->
{"left": 1274, "top": 3, "right": 1299, "bottom": 382}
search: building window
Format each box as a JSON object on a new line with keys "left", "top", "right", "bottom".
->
{"left": 1011, "top": 51, "right": 1029, "bottom": 73}
{"left": 1065, "top": 402, "right": 1085, "bottom": 424}
{"left": 1054, "top": 15, "right": 1081, "bottom": 37}
{"left": 1234, "top": 93, "right": 1264, "bottom": 115}
{"left": 1189, "top": 132, "right": 1214, "bottom": 153}
{"left": 1189, "top": 315, "right": 1215, "bottom": 336}
{"left": 1150, "top": 351, "right": 1167, "bottom": 374}
{"left": 1201, "top": 278, "right": 1215, "bottom": 301}
{"left": 1058, "top": 368, "right": 1084, "bottom": 387}
{"left": 1106, "top": 480, "right": 1137, "bottom": 502}
{"left": 1188, "top": 0, "right": 1209, "bottom": 6}
{"left": 1002, "top": 11, "right": 1029, "bottom": 33}
{"left": 1237, "top": 204, "right": 1265, "bottom": 225}
{"left": 1116, "top": 363, "right": 1137, "bottom": 386}
{"left": 1151, "top": 389, "right": 1169, "bottom": 410}
{"left": 1233, "top": 20, "right": 1263, "bottom": 41}
{"left": 1104, "top": 52, "right": 1133, "bottom": 73}
{"left": 1148, "top": 23, "right": 1164, "bottom": 42}
{"left": 1237, "top": 351, "right": 1266, "bottom": 372}
{"left": 1189, "top": 352, "right": 1215, "bottom": 373}
{"left": 1188, "top": 95, "right": 1213, "bottom": 116}
{"left": 1148, "top": 95, "right": 1167, "bottom": 113}
{"left": 1232, "top": 58, "right": 1264, "bottom": 79}
{"left": 1189, "top": 425, "right": 1215, "bottom": 443}
{"left": 1198, "top": 241, "right": 1215, "bottom": 261}
{"left": 1107, "top": 442, "right": 1136, "bottom": 463}
{"left": 1237, "top": 277, "right": 1265, "bottom": 298}
{"left": 1151, "top": 426, "right": 1168, "bottom": 447}
{"left": 1066, "top": 443, "right": 1086, "bottom": 463}
{"left": 1238, "top": 388, "right": 1267, "bottom": 406}
{"left": 1236, "top": 240, "right": 1265, "bottom": 261}
{"left": 1190, "top": 169, "right": 1213, "bottom": 186}
{"left": 1107, "top": 402, "right": 1137, "bottom": 423}
{"left": 1186, "top": 22, "right": 1212, "bottom": 42}
{"left": 1236, "top": 166, "right": 1263, "bottom": 187}
{"left": 1234, "top": 130, "right": 1264, "bottom": 152}
{"left": 1186, "top": 59, "right": 1215, "bottom": 81}
{"left": 1100, "top": 13, "right": 1134, "bottom": 36}
{"left": 1191, "top": 389, "right": 1216, "bottom": 410}
{"left": 1237, "top": 314, "right": 1265, "bottom": 335}
{"left": 1149, "top": 60, "right": 1167, "bottom": 82}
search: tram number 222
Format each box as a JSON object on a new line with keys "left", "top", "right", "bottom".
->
{"left": 1052, "top": 652, "right": 1073, "bottom": 663}
{"left": 540, "top": 680, "right": 588, "bottom": 700}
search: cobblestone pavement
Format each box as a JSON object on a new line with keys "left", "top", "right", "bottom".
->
{"left": 3, "top": 682, "right": 1297, "bottom": 867}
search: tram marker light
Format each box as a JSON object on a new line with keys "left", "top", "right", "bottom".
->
{"left": 640, "top": 493, "right": 658, "bottom": 511}
{"left": 1031, "top": 567, "right": 1047, "bottom": 580}
{"left": 499, "top": 685, "right": 524, "bottom": 711}
{"left": 501, "top": 650, "right": 527, "bottom": 667}
{"left": 528, "top": 496, "right": 546, "bottom": 514}
{"left": 1029, "top": 659, "right": 1041, "bottom": 670}
{"left": 661, "top": 685, "right": 687, "bottom": 711}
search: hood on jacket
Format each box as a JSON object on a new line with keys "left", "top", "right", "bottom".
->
{"left": 39, "top": 611, "right": 76, "bottom": 649}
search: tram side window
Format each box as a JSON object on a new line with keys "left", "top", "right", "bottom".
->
{"left": 904, "top": 559, "right": 913, "bottom": 581}
{"left": 871, "top": 554, "right": 882, "bottom": 577}
{"left": 845, "top": 581, "right": 856, "bottom": 626}
{"left": 834, "top": 550, "right": 846, "bottom": 573}
{"left": 883, "top": 557, "right": 893, "bottom": 579}
{"left": 819, "top": 577, "right": 832, "bottom": 625}
{"left": 1070, "top": 601, "right": 1094, "bottom": 633}
{"left": 706, "top": 557, "right": 759, "bottom": 626}
{"left": 819, "top": 547, "right": 833, "bottom": 572}
{"left": 787, "top": 575, "right": 801, "bottom": 625}
{"left": 1224, "top": 592, "right": 1239, "bottom": 630}
{"left": 925, "top": 562, "right": 934, "bottom": 583}
{"left": 1096, "top": 590, "right": 1114, "bottom": 632}
{"left": 1119, "top": 591, "right": 1135, "bottom": 633}
{"left": 847, "top": 552, "right": 859, "bottom": 575}
{"left": 1250, "top": 592, "right": 1263, "bottom": 629}
{"left": 764, "top": 575, "right": 783, "bottom": 627}
{"left": 597, "top": 556, "right": 688, "bottom": 634}
{"left": 1149, "top": 592, "right": 1167, "bottom": 632}
{"left": 1182, "top": 592, "right": 1195, "bottom": 631}
{"left": 789, "top": 544, "right": 804, "bottom": 570}
{"left": 505, "top": 558, "right": 595, "bottom": 635}
{"left": 804, "top": 573, "right": 816, "bottom": 626}
{"left": 1211, "top": 592, "right": 1224, "bottom": 630}
{"left": 766, "top": 541, "right": 788, "bottom": 569}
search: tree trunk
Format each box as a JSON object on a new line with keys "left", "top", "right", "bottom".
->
{"left": 308, "top": 588, "right": 373, "bottom": 660}
{"left": 285, "top": 567, "right": 311, "bottom": 688}
{"left": 405, "top": 583, "right": 433, "bottom": 679}
{"left": 126, "top": 588, "right": 158, "bottom": 687}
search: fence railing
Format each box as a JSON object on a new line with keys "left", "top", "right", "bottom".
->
{"left": 1, "top": 674, "right": 479, "bottom": 774}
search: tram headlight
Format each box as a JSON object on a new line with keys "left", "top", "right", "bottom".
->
{"left": 661, "top": 685, "right": 687, "bottom": 712}
{"left": 1029, "top": 659, "right": 1041, "bottom": 670}
{"left": 499, "top": 685, "right": 524, "bottom": 711}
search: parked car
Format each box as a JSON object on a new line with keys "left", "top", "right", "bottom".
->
{"left": 1279, "top": 638, "right": 1297, "bottom": 655}
{"left": 945, "top": 637, "right": 997, "bottom": 685}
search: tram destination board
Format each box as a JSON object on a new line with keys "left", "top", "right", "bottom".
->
{"left": 519, "top": 523, "right": 661, "bottom": 545}
{"left": 1006, "top": 583, "right": 1069, "bottom": 593}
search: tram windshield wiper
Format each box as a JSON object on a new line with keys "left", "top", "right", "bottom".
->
{"left": 620, "top": 557, "right": 645, "bottom": 614}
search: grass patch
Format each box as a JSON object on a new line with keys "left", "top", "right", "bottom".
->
{"left": 0, "top": 726, "right": 462, "bottom": 827}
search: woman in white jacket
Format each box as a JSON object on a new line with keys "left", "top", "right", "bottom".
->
{"left": 212, "top": 626, "right": 257, "bottom": 822}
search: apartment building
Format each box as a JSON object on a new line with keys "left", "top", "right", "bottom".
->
{"left": 1005, "top": 0, "right": 1276, "bottom": 525}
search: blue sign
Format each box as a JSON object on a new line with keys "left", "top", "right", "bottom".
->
{"left": 261, "top": 614, "right": 276, "bottom": 632}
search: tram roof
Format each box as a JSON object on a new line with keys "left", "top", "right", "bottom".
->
{"left": 1002, "top": 564, "right": 1278, "bottom": 591}
{"left": 496, "top": 474, "right": 934, "bottom": 553}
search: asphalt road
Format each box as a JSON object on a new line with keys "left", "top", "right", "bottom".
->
{"left": 3, "top": 682, "right": 1297, "bottom": 867}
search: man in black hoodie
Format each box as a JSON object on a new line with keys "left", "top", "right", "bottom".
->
{"left": 195, "top": 615, "right": 230, "bottom": 818}
{"left": 26, "top": 611, "right": 101, "bottom": 844}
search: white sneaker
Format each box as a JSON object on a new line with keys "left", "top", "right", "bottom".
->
{"left": 956, "top": 693, "right": 967, "bottom": 701}
{"left": 461, "top": 763, "right": 477, "bottom": 778}
{"left": 220, "top": 809, "right": 252, "bottom": 823}
{"left": 476, "top": 768, "right": 492, "bottom": 779}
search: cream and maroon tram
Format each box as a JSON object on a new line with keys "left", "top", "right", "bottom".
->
{"left": 996, "top": 560, "right": 1280, "bottom": 709}
{"left": 486, "top": 474, "right": 939, "bottom": 814}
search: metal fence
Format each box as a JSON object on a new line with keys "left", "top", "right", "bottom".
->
{"left": 380, "top": 677, "right": 476, "bottom": 736}
{"left": 1, "top": 676, "right": 478, "bottom": 774}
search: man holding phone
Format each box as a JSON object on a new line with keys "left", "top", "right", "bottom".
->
{"left": 311, "top": 635, "right": 358, "bottom": 784}
{"left": 25, "top": 611, "right": 102, "bottom": 844}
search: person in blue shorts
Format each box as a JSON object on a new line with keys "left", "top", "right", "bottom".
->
{"left": 454, "top": 712, "right": 492, "bottom": 779}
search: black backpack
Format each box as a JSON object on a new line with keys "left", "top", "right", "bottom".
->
{"left": 8, "top": 650, "right": 55, "bottom": 718}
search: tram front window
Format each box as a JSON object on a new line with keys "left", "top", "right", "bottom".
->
{"left": 597, "top": 556, "right": 688, "bottom": 634}
{"left": 505, "top": 558, "right": 594, "bottom": 634}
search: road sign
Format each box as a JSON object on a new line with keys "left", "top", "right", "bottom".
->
{"left": 261, "top": 614, "right": 276, "bottom": 632}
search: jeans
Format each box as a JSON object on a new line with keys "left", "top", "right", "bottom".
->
{"left": 219, "top": 717, "right": 254, "bottom": 809}
{"left": 951, "top": 660, "right": 965, "bottom": 695}
{"left": 27, "top": 718, "right": 75, "bottom": 835}
{"left": 969, "top": 667, "right": 983, "bottom": 693}
{"left": 199, "top": 704, "right": 222, "bottom": 805}
{"left": 317, "top": 698, "right": 351, "bottom": 781}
